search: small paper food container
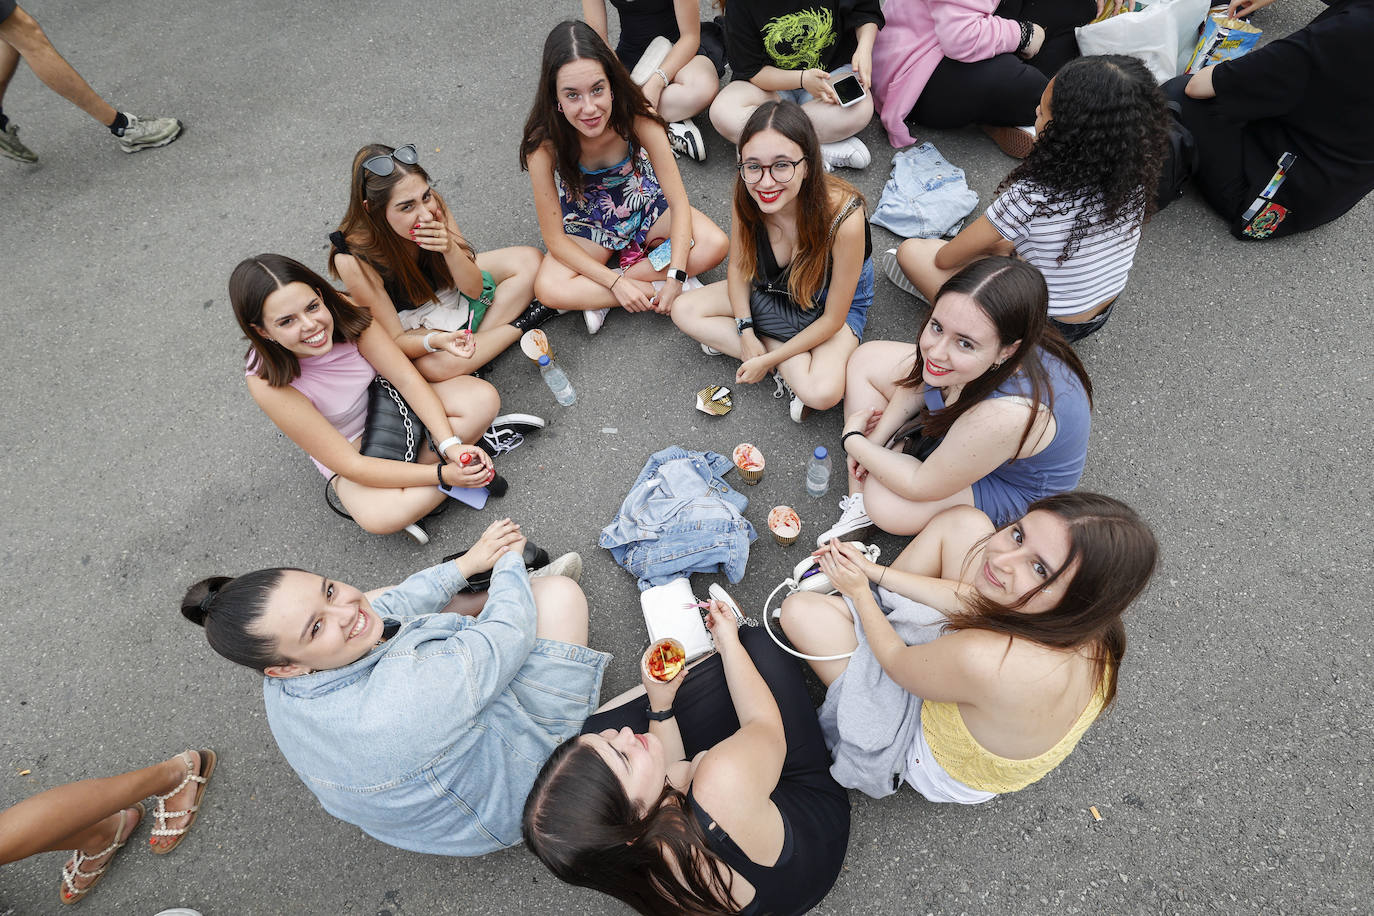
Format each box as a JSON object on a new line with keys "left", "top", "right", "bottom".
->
{"left": 642, "top": 638, "right": 688, "bottom": 683}
{"left": 768, "top": 505, "right": 801, "bottom": 546}
{"left": 520, "top": 328, "right": 553, "bottom": 363}
{"left": 733, "top": 443, "right": 765, "bottom": 484}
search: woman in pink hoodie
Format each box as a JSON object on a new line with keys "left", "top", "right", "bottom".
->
{"left": 871, "top": 0, "right": 1095, "bottom": 157}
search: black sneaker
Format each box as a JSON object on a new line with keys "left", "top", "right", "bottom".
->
{"left": 667, "top": 119, "right": 706, "bottom": 162}
{"left": 484, "top": 413, "right": 546, "bottom": 457}
{"left": 513, "top": 300, "right": 561, "bottom": 332}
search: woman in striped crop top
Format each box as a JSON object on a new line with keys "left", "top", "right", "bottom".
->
{"left": 781, "top": 492, "right": 1157, "bottom": 801}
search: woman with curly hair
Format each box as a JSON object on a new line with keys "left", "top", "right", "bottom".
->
{"left": 885, "top": 55, "right": 1168, "bottom": 342}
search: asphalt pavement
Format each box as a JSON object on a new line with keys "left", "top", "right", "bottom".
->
{"left": 1, "top": 1, "right": 1370, "bottom": 914}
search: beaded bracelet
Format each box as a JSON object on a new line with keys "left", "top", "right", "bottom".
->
{"left": 1016, "top": 20, "right": 1034, "bottom": 53}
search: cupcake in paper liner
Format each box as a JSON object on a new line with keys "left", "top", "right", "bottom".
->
{"left": 733, "top": 443, "right": 764, "bottom": 484}
{"left": 768, "top": 505, "right": 801, "bottom": 546}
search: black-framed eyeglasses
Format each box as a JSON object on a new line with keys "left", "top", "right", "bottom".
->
{"left": 362, "top": 144, "right": 419, "bottom": 178}
{"left": 738, "top": 157, "right": 805, "bottom": 185}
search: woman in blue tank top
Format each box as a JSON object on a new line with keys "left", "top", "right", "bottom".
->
{"left": 816, "top": 257, "right": 1093, "bottom": 545}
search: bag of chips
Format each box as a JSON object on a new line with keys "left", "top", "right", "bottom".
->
{"left": 1187, "top": 9, "right": 1262, "bottom": 72}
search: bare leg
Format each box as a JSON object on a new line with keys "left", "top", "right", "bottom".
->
{"left": 896, "top": 237, "right": 1014, "bottom": 303}
{"left": 799, "top": 94, "right": 874, "bottom": 144}
{"left": 890, "top": 505, "right": 995, "bottom": 580}
{"left": 530, "top": 575, "right": 589, "bottom": 644}
{"left": 411, "top": 246, "right": 541, "bottom": 381}
{"left": 656, "top": 55, "right": 721, "bottom": 123}
{"left": 709, "top": 79, "right": 776, "bottom": 145}
{"left": 863, "top": 475, "right": 976, "bottom": 537}
{"left": 0, "top": 7, "right": 117, "bottom": 124}
{"left": 0, "top": 38, "right": 20, "bottom": 104}
{"left": 621, "top": 207, "right": 729, "bottom": 283}
{"left": 841, "top": 340, "right": 919, "bottom": 492}
{"left": 768, "top": 326, "right": 860, "bottom": 411}
{"left": 670, "top": 279, "right": 741, "bottom": 355}
{"left": 778, "top": 592, "right": 856, "bottom": 685}
{"left": 0, "top": 752, "right": 192, "bottom": 866}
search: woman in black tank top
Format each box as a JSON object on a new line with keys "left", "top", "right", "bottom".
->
{"left": 523, "top": 602, "right": 850, "bottom": 916}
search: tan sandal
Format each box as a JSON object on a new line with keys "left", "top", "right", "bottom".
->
{"left": 59, "top": 803, "right": 142, "bottom": 905}
{"left": 149, "top": 749, "right": 216, "bottom": 855}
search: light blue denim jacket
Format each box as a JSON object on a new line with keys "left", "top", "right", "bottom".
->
{"left": 870, "top": 142, "right": 980, "bottom": 240}
{"left": 599, "top": 446, "right": 757, "bottom": 590}
{"left": 262, "top": 553, "right": 610, "bottom": 856}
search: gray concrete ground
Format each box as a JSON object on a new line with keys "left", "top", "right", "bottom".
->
{"left": 1, "top": 0, "right": 1370, "bottom": 913}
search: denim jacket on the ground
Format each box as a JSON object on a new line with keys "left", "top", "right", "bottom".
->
{"left": 262, "top": 554, "right": 610, "bottom": 856}
{"left": 599, "top": 445, "right": 757, "bottom": 590}
{"left": 870, "top": 142, "right": 980, "bottom": 240}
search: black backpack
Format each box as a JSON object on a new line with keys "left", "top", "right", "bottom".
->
{"left": 1155, "top": 101, "right": 1199, "bottom": 211}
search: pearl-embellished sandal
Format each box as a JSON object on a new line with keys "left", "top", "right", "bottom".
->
{"left": 59, "top": 803, "right": 142, "bottom": 904}
{"left": 149, "top": 749, "right": 216, "bottom": 855}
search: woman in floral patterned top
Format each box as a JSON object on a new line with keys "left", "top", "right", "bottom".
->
{"left": 521, "top": 20, "right": 727, "bottom": 335}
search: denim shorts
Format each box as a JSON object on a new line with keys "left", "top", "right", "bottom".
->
{"left": 840, "top": 257, "right": 875, "bottom": 342}
{"left": 777, "top": 64, "right": 856, "bottom": 106}
{"left": 1050, "top": 299, "right": 1116, "bottom": 344}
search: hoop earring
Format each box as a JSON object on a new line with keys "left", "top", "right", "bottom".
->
{"left": 557, "top": 103, "right": 563, "bottom": 113}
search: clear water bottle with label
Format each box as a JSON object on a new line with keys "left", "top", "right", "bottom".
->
{"left": 806, "top": 446, "right": 831, "bottom": 498}
{"left": 538, "top": 355, "right": 576, "bottom": 406}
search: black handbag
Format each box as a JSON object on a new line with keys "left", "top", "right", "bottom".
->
{"left": 748, "top": 196, "right": 863, "bottom": 343}
{"left": 359, "top": 376, "right": 425, "bottom": 462}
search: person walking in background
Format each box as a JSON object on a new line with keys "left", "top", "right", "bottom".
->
{"left": 0, "top": 1, "right": 181, "bottom": 162}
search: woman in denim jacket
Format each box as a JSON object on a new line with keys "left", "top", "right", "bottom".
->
{"left": 181, "top": 519, "right": 609, "bottom": 856}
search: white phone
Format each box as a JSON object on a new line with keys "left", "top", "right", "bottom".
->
{"left": 831, "top": 72, "right": 867, "bottom": 108}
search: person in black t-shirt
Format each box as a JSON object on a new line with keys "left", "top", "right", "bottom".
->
{"left": 1163, "top": 0, "right": 1374, "bottom": 240}
{"left": 709, "top": 0, "right": 884, "bottom": 172}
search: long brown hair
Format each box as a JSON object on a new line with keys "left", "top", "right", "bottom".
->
{"left": 523, "top": 738, "right": 739, "bottom": 915}
{"left": 947, "top": 492, "right": 1159, "bottom": 706}
{"left": 518, "top": 20, "right": 665, "bottom": 197}
{"left": 731, "top": 101, "right": 864, "bottom": 311}
{"left": 899, "top": 257, "right": 1092, "bottom": 451}
{"left": 328, "top": 144, "right": 474, "bottom": 308}
{"left": 230, "top": 253, "right": 372, "bottom": 388}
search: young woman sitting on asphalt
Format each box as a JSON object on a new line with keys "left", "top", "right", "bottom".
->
{"left": 782, "top": 492, "right": 1156, "bottom": 803}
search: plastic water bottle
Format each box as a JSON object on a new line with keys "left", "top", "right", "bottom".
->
{"left": 538, "top": 355, "right": 576, "bottom": 406}
{"left": 806, "top": 446, "right": 831, "bottom": 498}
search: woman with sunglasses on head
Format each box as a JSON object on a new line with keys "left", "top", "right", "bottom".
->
{"left": 330, "top": 144, "right": 556, "bottom": 384}
{"left": 523, "top": 600, "right": 851, "bottom": 915}
{"left": 781, "top": 492, "right": 1156, "bottom": 803}
{"left": 673, "top": 100, "right": 873, "bottom": 423}
{"left": 813, "top": 256, "right": 1092, "bottom": 546}
{"left": 232, "top": 253, "right": 502, "bottom": 538}
{"left": 520, "top": 20, "right": 728, "bottom": 335}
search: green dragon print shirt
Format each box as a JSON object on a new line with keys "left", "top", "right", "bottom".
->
{"left": 723, "top": 0, "right": 884, "bottom": 81}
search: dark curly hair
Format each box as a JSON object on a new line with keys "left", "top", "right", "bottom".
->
{"left": 999, "top": 55, "right": 1169, "bottom": 265}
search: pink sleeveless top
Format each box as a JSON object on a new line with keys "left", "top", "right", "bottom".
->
{"left": 246, "top": 342, "right": 374, "bottom": 477}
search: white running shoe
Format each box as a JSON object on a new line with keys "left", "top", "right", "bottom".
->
{"left": 819, "top": 137, "right": 871, "bottom": 172}
{"left": 876, "top": 248, "right": 927, "bottom": 302}
{"left": 530, "top": 551, "right": 584, "bottom": 583}
{"left": 585, "top": 307, "right": 610, "bottom": 335}
{"left": 701, "top": 343, "right": 723, "bottom": 356}
{"left": 667, "top": 118, "right": 707, "bottom": 162}
{"left": 815, "top": 493, "right": 872, "bottom": 546}
{"left": 114, "top": 113, "right": 183, "bottom": 153}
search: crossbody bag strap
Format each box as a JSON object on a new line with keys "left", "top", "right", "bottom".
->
{"left": 822, "top": 195, "right": 864, "bottom": 291}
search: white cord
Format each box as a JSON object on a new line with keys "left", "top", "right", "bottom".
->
{"left": 760, "top": 580, "right": 855, "bottom": 662}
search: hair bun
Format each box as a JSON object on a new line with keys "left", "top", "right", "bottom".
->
{"left": 181, "top": 576, "right": 232, "bottom": 627}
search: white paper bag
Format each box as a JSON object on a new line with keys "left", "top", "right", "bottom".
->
{"left": 1075, "top": 0, "right": 1211, "bottom": 82}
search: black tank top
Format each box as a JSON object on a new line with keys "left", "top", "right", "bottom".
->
{"left": 608, "top": 0, "right": 680, "bottom": 67}
{"left": 753, "top": 197, "right": 873, "bottom": 302}
{"left": 329, "top": 231, "right": 439, "bottom": 314}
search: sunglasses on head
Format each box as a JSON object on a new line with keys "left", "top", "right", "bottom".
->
{"left": 362, "top": 144, "right": 419, "bottom": 178}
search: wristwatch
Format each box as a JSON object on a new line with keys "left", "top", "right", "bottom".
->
{"left": 666, "top": 267, "right": 688, "bottom": 284}
{"left": 646, "top": 703, "right": 675, "bottom": 722}
{"left": 736, "top": 317, "right": 754, "bottom": 335}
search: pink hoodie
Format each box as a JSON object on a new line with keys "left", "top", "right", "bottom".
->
{"left": 872, "top": 0, "right": 1023, "bottom": 147}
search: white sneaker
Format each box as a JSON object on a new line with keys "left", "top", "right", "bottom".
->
{"left": 530, "top": 551, "right": 583, "bottom": 583}
{"left": 876, "top": 248, "right": 927, "bottom": 302}
{"left": 667, "top": 118, "right": 707, "bottom": 162}
{"left": 772, "top": 375, "right": 809, "bottom": 423}
{"left": 114, "top": 112, "right": 183, "bottom": 153}
{"left": 819, "top": 137, "right": 871, "bottom": 172}
{"left": 585, "top": 307, "right": 610, "bottom": 335}
{"left": 701, "top": 342, "right": 722, "bottom": 356}
{"left": 816, "top": 493, "right": 872, "bottom": 546}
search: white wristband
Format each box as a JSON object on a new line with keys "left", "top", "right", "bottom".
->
{"left": 422, "top": 331, "right": 441, "bottom": 353}
{"left": 436, "top": 436, "right": 462, "bottom": 457}
{"left": 655, "top": 67, "right": 669, "bottom": 88}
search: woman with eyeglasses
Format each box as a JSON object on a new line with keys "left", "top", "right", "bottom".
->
{"left": 231, "top": 253, "right": 502, "bottom": 538}
{"left": 329, "top": 143, "right": 556, "bottom": 383}
{"left": 520, "top": 20, "right": 728, "bottom": 336}
{"left": 672, "top": 100, "right": 873, "bottom": 423}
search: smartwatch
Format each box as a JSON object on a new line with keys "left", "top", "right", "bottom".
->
{"left": 736, "top": 317, "right": 754, "bottom": 335}
{"left": 646, "top": 703, "right": 675, "bottom": 722}
{"left": 666, "top": 267, "right": 688, "bottom": 284}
